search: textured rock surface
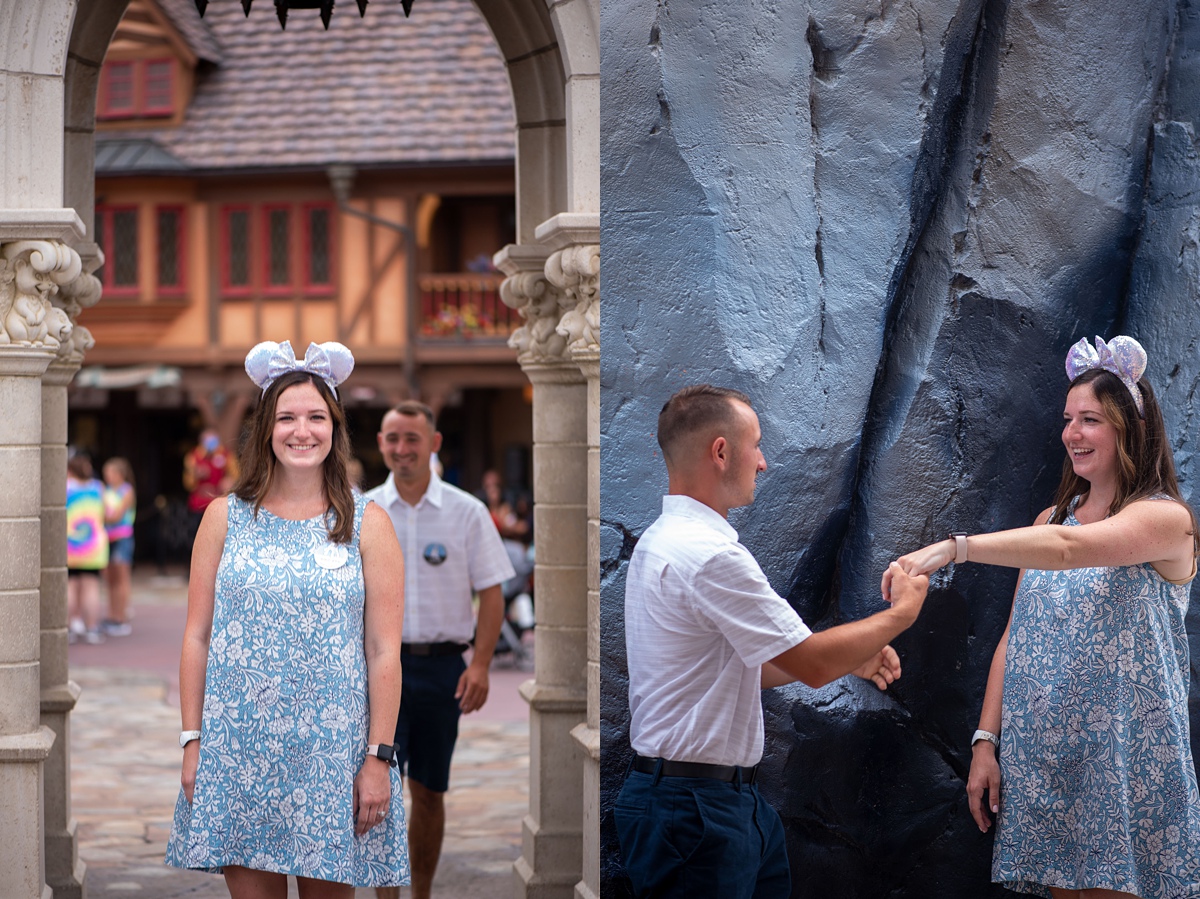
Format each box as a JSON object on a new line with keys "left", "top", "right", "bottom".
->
{"left": 601, "top": 0, "right": 1200, "bottom": 896}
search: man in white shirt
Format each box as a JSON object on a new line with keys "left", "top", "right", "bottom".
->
{"left": 617, "top": 385, "right": 930, "bottom": 899}
{"left": 366, "top": 401, "right": 515, "bottom": 899}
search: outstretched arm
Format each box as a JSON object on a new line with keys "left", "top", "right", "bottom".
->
{"left": 889, "top": 498, "right": 1195, "bottom": 587}
{"left": 766, "top": 563, "right": 928, "bottom": 689}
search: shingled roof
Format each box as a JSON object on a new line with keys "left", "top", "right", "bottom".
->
{"left": 96, "top": 0, "right": 515, "bottom": 174}
{"left": 157, "top": 0, "right": 222, "bottom": 64}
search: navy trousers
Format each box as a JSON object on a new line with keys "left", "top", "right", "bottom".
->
{"left": 614, "top": 767, "right": 791, "bottom": 899}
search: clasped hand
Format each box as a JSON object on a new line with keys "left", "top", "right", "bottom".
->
{"left": 880, "top": 540, "right": 954, "bottom": 602}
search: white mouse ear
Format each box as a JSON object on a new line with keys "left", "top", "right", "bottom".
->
{"left": 245, "top": 341, "right": 285, "bottom": 390}
{"left": 298, "top": 342, "right": 354, "bottom": 398}
{"left": 245, "top": 339, "right": 353, "bottom": 396}
{"left": 318, "top": 342, "right": 355, "bottom": 388}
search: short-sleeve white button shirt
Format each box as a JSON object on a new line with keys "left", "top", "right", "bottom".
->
{"left": 365, "top": 471, "right": 515, "bottom": 644}
{"left": 625, "top": 494, "right": 811, "bottom": 767}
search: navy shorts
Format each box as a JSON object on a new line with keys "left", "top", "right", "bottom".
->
{"left": 615, "top": 768, "right": 790, "bottom": 899}
{"left": 108, "top": 537, "right": 134, "bottom": 565}
{"left": 393, "top": 653, "right": 466, "bottom": 793}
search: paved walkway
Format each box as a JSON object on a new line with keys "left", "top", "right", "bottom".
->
{"left": 69, "top": 571, "right": 533, "bottom": 898}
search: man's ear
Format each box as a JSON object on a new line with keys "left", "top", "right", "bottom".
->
{"left": 710, "top": 435, "right": 728, "bottom": 469}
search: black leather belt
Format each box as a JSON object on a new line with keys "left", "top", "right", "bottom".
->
{"left": 401, "top": 641, "right": 469, "bottom": 657}
{"left": 633, "top": 755, "right": 758, "bottom": 784}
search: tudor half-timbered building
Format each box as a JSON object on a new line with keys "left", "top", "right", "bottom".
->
{"left": 74, "top": 0, "right": 531, "bottom": 545}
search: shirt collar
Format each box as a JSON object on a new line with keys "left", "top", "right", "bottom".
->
{"left": 383, "top": 469, "right": 445, "bottom": 510}
{"left": 661, "top": 494, "right": 738, "bottom": 541}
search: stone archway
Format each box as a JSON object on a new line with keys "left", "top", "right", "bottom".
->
{"left": 0, "top": 1, "right": 597, "bottom": 896}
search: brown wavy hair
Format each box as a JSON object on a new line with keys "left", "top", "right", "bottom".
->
{"left": 1050, "top": 368, "right": 1198, "bottom": 553}
{"left": 233, "top": 370, "right": 355, "bottom": 543}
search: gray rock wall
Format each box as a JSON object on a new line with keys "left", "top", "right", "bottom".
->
{"left": 600, "top": 0, "right": 1200, "bottom": 896}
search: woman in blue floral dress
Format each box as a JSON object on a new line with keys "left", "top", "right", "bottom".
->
{"left": 166, "top": 341, "right": 410, "bottom": 896}
{"left": 892, "top": 336, "right": 1200, "bottom": 899}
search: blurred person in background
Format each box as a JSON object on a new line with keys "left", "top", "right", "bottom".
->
{"left": 368, "top": 402, "right": 514, "bottom": 899}
{"left": 102, "top": 457, "right": 136, "bottom": 637}
{"left": 67, "top": 452, "right": 110, "bottom": 644}
{"left": 183, "top": 428, "right": 238, "bottom": 543}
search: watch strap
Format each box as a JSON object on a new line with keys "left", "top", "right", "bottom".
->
{"left": 951, "top": 532, "right": 969, "bottom": 565}
{"left": 972, "top": 728, "right": 999, "bottom": 749}
{"left": 366, "top": 742, "right": 397, "bottom": 766}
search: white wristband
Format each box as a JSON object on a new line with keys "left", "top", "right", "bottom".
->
{"left": 972, "top": 728, "right": 999, "bottom": 749}
{"left": 179, "top": 729, "right": 201, "bottom": 749}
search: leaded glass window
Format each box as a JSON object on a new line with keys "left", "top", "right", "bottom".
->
{"left": 268, "top": 208, "right": 291, "bottom": 286}
{"left": 228, "top": 209, "right": 250, "bottom": 287}
{"left": 308, "top": 207, "right": 330, "bottom": 285}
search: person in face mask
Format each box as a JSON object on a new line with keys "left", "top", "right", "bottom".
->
{"left": 183, "top": 428, "right": 239, "bottom": 546}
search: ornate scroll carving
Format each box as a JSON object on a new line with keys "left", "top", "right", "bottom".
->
{"left": 0, "top": 240, "right": 82, "bottom": 352}
{"left": 500, "top": 269, "right": 572, "bottom": 364}
{"left": 547, "top": 244, "right": 599, "bottom": 357}
{"left": 52, "top": 264, "right": 101, "bottom": 365}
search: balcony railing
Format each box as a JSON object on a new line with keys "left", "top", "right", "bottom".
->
{"left": 418, "top": 272, "right": 517, "bottom": 341}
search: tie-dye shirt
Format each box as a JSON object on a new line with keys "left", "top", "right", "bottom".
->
{"left": 104, "top": 483, "right": 135, "bottom": 540}
{"left": 67, "top": 477, "right": 109, "bottom": 570}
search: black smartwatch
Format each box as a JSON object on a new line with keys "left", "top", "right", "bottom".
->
{"left": 366, "top": 743, "right": 398, "bottom": 766}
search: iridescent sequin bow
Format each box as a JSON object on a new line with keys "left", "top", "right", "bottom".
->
{"left": 244, "top": 340, "right": 355, "bottom": 398}
{"left": 1064, "top": 335, "right": 1147, "bottom": 418}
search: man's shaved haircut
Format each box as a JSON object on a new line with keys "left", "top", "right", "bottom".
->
{"left": 657, "top": 384, "right": 752, "bottom": 465}
{"left": 389, "top": 400, "right": 437, "bottom": 430}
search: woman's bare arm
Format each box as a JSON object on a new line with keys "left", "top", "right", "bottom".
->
{"left": 178, "top": 497, "right": 226, "bottom": 802}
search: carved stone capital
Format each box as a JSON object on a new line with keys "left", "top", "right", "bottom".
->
{"left": 51, "top": 264, "right": 101, "bottom": 365}
{"left": 0, "top": 240, "right": 83, "bottom": 353}
{"left": 495, "top": 242, "right": 573, "bottom": 366}
{"left": 546, "top": 243, "right": 599, "bottom": 358}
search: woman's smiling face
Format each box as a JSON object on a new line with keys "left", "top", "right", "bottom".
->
{"left": 1062, "top": 381, "right": 1119, "bottom": 484}
{"left": 272, "top": 381, "right": 333, "bottom": 471}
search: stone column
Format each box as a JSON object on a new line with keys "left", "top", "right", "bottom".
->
{"left": 41, "top": 250, "right": 99, "bottom": 899}
{"left": 539, "top": 218, "right": 600, "bottom": 899}
{"left": 0, "top": 237, "right": 84, "bottom": 899}
{"left": 497, "top": 237, "right": 588, "bottom": 899}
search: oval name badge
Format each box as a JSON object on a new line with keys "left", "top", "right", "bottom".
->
{"left": 313, "top": 542, "right": 349, "bottom": 570}
{"left": 423, "top": 543, "right": 448, "bottom": 566}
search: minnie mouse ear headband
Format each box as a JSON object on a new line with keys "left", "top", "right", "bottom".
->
{"left": 245, "top": 340, "right": 355, "bottom": 399}
{"left": 1065, "top": 335, "right": 1147, "bottom": 418}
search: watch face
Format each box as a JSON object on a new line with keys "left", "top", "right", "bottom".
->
{"left": 377, "top": 744, "right": 395, "bottom": 761}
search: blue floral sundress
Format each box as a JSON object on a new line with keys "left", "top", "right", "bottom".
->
{"left": 165, "top": 494, "right": 410, "bottom": 886}
{"left": 993, "top": 500, "right": 1200, "bottom": 898}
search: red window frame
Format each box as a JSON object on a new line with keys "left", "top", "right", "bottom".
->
{"left": 301, "top": 202, "right": 336, "bottom": 294}
{"left": 94, "top": 204, "right": 141, "bottom": 298}
{"left": 220, "top": 205, "right": 254, "bottom": 297}
{"left": 100, "top": 61, "right": 136, "bottom": 119}
{"left": 98, "top": 58, "right": 175, "bottom": 120}
{"left": 155, "top": 205, "right": 187, "bottom": 297}
{"left": 142, "top": 59, "right": 175, "bottom": 117}
{"left": 261, "top": 204, "right": 294, "bottom": 295}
